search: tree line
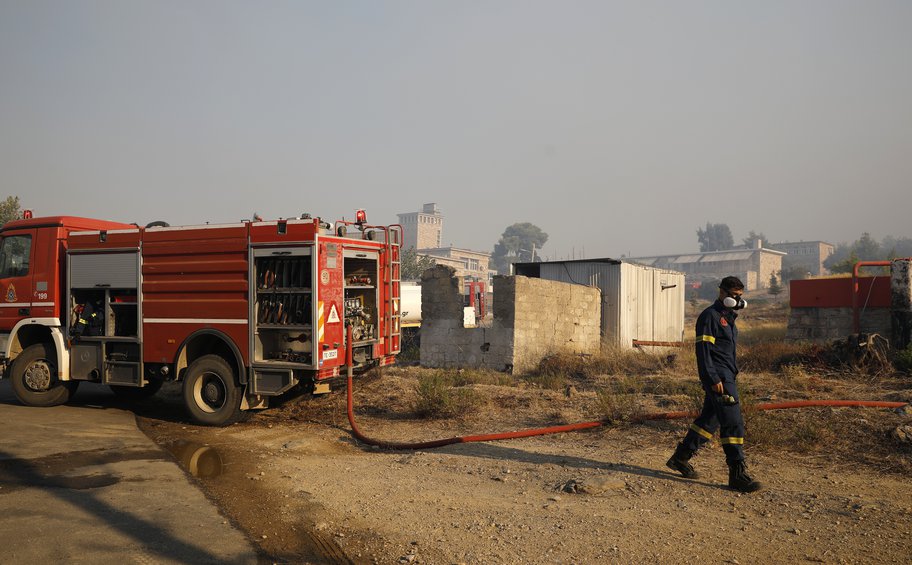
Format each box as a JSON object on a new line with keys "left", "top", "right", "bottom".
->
{"left": 824, "top": 233, "right": 912, "bottom": 273}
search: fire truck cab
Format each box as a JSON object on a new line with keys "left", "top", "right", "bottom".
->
{"left": 0, "top": 213, "right": 401, "bottom": 425}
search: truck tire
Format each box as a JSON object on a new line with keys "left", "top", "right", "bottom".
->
{"left": 10, "top": 343, "right": 79, "bottom": 407}
{"left": 182, "top": 355, "right": 243, "bottom": 426}
{"left": 110, "top": 377, "right": 164, "bottom": 401}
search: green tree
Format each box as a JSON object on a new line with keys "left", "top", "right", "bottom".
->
{"left": 696, "top": 222, "right": 734, "bottom": 252}
{"left": 854, "top": 232, "right": 881, "bottom": 260}
{"left": 401, "top": 247, "right": 436, "bottom": 280}
{"left": 741, "top": 230, "right": 769, "bottom": 248}
{"left": 829, "top": 250, "right": 859, "bottom": 274}
{"left": 780, "top": 264, "right": 811, "bottom": 283}
{"left": 491, "top": 222, "right": 548, "bottom": 274}
{"left": 824, "top": 232, "right": 895, "bottom": 273}
{"left": 882, "top": 236, "right": 912, "bottom": 259}
{"left": 768, "top": 273, "right": 782, "bottom": 295}
{"left": 0, "top": 196, "right": 21, "bottom": 226}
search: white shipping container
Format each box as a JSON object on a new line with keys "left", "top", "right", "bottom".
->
{"left": 525, "top": 259, "right": 685, "bottom": 348}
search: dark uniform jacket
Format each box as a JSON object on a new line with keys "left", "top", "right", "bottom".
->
{"left": 695, "top": 300, "right": 739, "bottom": 388}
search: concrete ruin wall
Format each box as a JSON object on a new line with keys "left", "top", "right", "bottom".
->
{"left": 787, "top": 307, "right": 891, "bottom": 342}
{"left": 420, "top": 266, "right": 601, "bottom": 373}
{"left": 892, "top": 260, "right": 912, "bottom": 349}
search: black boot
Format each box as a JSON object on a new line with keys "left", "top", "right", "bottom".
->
{"left": 666, "top": 444, "right": 700, "bottom": 479}
{"left": 728, "top": 460, "right": 761, "bottom": 493}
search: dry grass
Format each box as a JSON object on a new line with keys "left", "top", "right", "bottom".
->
{"left": 412, "top": 372, "right": 483, "bottom": 419}
{"left": 738, "top": 340, "right": 813, "bottom": 373}
{"left": 743, "top": 404, "right": 912, "bottom": 473}
{"left": 737, "top": 320, "right": 788, "bottom": 345}
{"left": 286, "top": 293, "right": 912, "bottom": 473}
{"left": 532, "top": 348, "right": 684, "bottom": 382}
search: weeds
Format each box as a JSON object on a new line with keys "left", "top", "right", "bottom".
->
{"left": 412, "top": 372, "right": 482, "bottom": 418}
{"left": 738, "top": 341, "right": 812, "bottom": 373}
{"left": 595, "top": 376, "right": 646, "bottom": 423}
{"left": 893, "top": 344, "right": 912, "bottom": 375}
{"left": 779, "top": 363, "right": 811, "bottom": 392}
{"left": 531, "top": 348, "right": 679, "bottom": 382}
{"left": 521, "top": 373, "right": 567, "bottom": 391}
{"left": 738, "top": 320, "right": 788, "bottom": 345}
{"left": 744, "top": 408, "right": 831, "bottom": 451}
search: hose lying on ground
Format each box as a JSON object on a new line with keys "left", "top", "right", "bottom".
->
{"left": 345, "top": 369, "right": 908, "bottom": 451}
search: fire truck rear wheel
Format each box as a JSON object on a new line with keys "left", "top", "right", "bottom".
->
{"left": 10, "top": 343, "right": 79, "bottom": 407}
{"left": 183, "top": 355, "right": 242, "bottom": 426}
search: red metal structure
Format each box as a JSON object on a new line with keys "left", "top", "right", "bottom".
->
{"left": 0, "top": 213, "right": 401, "bottom": 425}
{"left": 464, "top": 280, "right": 487, "bottom": 319}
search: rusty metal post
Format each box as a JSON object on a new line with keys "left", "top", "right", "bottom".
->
{"left": 892, "top": 259, "right": 912, "bottom": 350}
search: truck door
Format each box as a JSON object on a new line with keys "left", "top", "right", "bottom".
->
{"left": 0, "top": 230, "right": 36, "bottom": 330}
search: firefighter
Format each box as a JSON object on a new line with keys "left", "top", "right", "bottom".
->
{"left": 666, "top": 276, "right": 761, "bottom": 493}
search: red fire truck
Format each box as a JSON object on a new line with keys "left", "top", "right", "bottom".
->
{"left": 0, "top": 211, "right": 401, "bottom": 425}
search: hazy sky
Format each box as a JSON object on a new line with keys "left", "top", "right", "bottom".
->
{"left": 1, "top": 1, "right": 910, "bottom": 259}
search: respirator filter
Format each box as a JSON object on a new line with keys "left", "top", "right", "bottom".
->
{"left": 723, "top": 296, "right": 747, "bottom": 310}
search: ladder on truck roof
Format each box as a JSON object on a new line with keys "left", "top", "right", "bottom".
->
{"left": 384, "top": 225, "right": 402, "bottom": 355}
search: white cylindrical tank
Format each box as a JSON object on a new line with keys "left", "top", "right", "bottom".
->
{"left": 401, "top": 282, "right": 421, "bottom": 327}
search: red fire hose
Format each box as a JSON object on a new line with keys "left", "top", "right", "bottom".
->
{"left": 344, "top": 327, "right": 909, "bottom": 450}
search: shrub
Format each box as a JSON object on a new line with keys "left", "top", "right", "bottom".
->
{"left": 412, "top": 373, "right": 480, "bottom": 418}
{"left": 894, "top": 345, "right": 912, "bottom": 375}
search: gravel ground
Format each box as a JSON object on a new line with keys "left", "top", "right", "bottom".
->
{"left": 138, "top": 372, "right": 912, "bottom": 565}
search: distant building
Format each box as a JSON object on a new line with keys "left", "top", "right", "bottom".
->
{"left": 397, "top": 203, "right": 491, "bottom": 282}
{"left": 626, "top": 240, "right": 785, "bottom": 291}
{"left": 767, "top": 240, "right": 835, "bottom": 276}
{"left": 398, "top": 203, "right": 443, "bottom": 250}
{"left": 422, "top": 247, "right": 491, "bottom": 281}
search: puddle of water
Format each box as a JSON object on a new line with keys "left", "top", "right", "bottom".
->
{"left": 0, "top": 448, "right": 164, "bottom": 493}
{"left": 164, "top": 440, "right": 224, "bottom": 478}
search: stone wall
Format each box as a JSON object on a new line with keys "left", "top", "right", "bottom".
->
{"left": 892, "top": 260, "right": 912, "bottom": 349}
{"left": 419, "top": 266, "right": 601, "bottom": 373}
{"left": 787, "top": 307, "right": 891, "bottom": 342}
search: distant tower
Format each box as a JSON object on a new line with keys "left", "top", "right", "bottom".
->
{"left": 397, "top": 203, "right": 443, "bottom": 250}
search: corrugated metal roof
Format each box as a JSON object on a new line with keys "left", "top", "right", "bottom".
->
{"left": 701, "top": 251, "right": 754, "bottom": 263}
{"left": 672, "top": 254, "right": 703, "bottom": 264}
{"left": 627, "top": 258, "right": 657, "bottom": 266}
{"left": 514, "top": 258, "right": 622, "bottom": 266}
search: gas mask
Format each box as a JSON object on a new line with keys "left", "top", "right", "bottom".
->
{"left": 722, "top": 296, "right": 747, "bottom": 310}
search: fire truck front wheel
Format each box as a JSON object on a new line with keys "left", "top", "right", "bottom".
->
{"left": 183, "top": 355, "right": 242, "bottom": 426}
{"left": 10, "top": 343, "right": 79, "bottom": 407}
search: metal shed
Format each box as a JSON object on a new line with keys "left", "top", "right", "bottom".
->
{"left": 513, "top": 259, "right": 685, "bottom": 348}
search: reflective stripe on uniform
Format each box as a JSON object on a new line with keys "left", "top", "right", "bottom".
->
{"left": 720, "top": 437, "right": 744, "bottom": 445}
{"left": 689, "top": 424, "right": 713, "bottom": 440}
{"left": 696, "top": 335, "right": 715, "bottom": 344}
